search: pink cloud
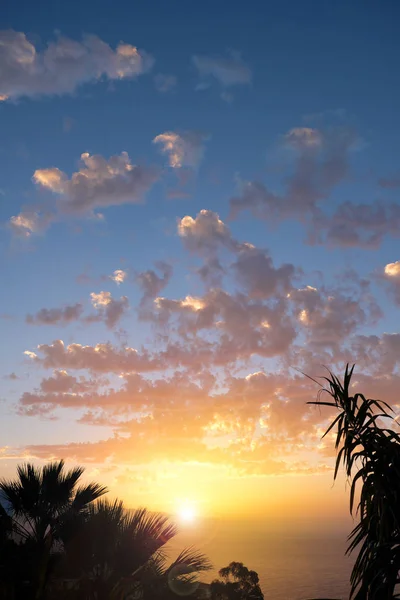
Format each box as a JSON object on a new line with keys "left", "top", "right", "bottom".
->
{"left": 25, "top": 339, "right": 161, "bottom": 373}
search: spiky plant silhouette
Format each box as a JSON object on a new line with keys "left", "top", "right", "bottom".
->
{"left": 308, "top": 365, "right": 400, "bottom": 600}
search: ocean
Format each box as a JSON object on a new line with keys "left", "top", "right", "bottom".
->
{"left": 170, "top": 521, "right": 354, "bottom": 600}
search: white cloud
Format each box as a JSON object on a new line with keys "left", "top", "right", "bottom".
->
{"left": 385, "top": 261, "right": 400, "bottom": 277}
{"left": 153, "top": 131, "right": 208, "bottom": 169}
{"left": 90, "top": 291, "right": 112, "bottom": 308}
{"left": 381, "top": 261, "right": 400, "bottom": 305}
{"left": 0, "top": 30, "right": 154, "bottom": 101}
{"left": 110, "top": 269, "right": 127, "bottom": 285}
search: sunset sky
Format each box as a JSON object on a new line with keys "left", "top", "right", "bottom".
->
{"left": 1, "top": 0, "right": 400, "bottom": 534}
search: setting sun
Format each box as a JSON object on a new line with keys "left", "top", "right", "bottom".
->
{"left": 177, "top": 502, "right": 197, "bottom": 524}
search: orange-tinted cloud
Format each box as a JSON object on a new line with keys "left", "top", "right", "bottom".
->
{"left": 33, "top": 152, "right": 159, "bottom": 216}
{"left": 153, "top": 131, "right": 209, "bottom": 169}
{"left": 87, "top": 291, "right": 129, "bottom": 329}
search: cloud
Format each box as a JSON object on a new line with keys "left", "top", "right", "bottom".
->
{"left": 152, "top": 288, "right": 296, "bottom": 361}
{"left": 379, "top": 176, "right": 400, "bottom": 189}
{"left": 380, "top": 261, "right": 400, "bottom": 305}
{"left": 288, "top": 278, "right": 381, "bottom": 351}
{"left": 4, "top": 372, "right": 19, "bottom": 381}
{"left": 153, "top": 131, "right": 209, "bottom": 169}
{"left": 9, "top": 210, "right": 54, "bottom": 238}
{"left": 0, "top": 30, "right": 153, "bottom": 101}
{"left": 385, "top": 261, "right": 400, "bottom": 277}
{"left": 178, "top": 209, "right": 239, "bottom": 254}
{"left": 18, "top": 371, "right": 209, "bottom": 418}
{"left": 350, "top": 333, "right": 400, "bottom": 375}
{"left": 153, "top": 73, "right": 177, "bottom": 93}
{"left": 26, "top": 303, "right": 84, "bottom": 325}
{"left": 233, "top": 245, "right": 295, "bottom": 299}
{"left": 192, "top": 51, "right": 252, "bottom": 89}
{"left": 177, "top": 211, "right": 296, "bottom": 295}
{"left": 40, "top": 370, "right": 103, "bottom": 394}
{"left": 16, "top": 358, "right": 331, "bottom": 476}
{"left": 284, "top": 127, "right": 323, "bottom": 149}
{"left": 310, "top": 201, "right": 400, "bottom": 248}
{"left": 231, "top": 126, "right": 357, "bottom": 222}
{"left": 136, "top": 262, "right": 172, "bottom": 305}
{"left": 229, "top": 126, "right": 400, "bottom": 248}
{"left": 109, "top": 269, "right": 127, "bottom": 285}
{"left": 198, "top": 258, "right": 226, "bottom": 287}
{"left": 25, "top": 339, "right": 161, "bottom": 373}
{"left": 33, "top": 151, "right": 159, "bottom": 216}
{"left": 88, "top": 291, "right": 129, "bottom": 329}
{"left": 25, "top": 292, "right": 129, "bottom": 330}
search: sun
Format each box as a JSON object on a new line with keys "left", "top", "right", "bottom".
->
{"left": 177, "top": 502, "right": 197, "bottom": 524}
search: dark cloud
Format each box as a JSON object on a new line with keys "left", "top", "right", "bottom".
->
{"left": 87, "top": 292, "right": 130, "bottom": 329}
{"left": 233, "top": 245, "right": 295, "bottom": 299}
{"left": 379, "top": 176, "right": 400, "bottom": 189}
{"left": 310, "top": 201, "right": 400, "bottom": 248}
{"left": 136, "top": 262, "right": 173, "bottom": 305}
{"left": 26, "top": 303, "right": 84, "bottom": 325}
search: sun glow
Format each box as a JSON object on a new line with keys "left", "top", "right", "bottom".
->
{"left": 177, "top": 501, "right": 197, "bottom": 524}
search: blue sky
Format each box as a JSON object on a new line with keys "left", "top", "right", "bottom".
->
{"left": 1, "top": 0, "right": 400, "bottom": 516}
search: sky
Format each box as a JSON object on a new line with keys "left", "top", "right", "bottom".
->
{"left": 1, "top": 0, "right": 400, "bottom": 534}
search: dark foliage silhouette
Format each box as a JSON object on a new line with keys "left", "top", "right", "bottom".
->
{"left": 52, "top": 498, "right": 211, "bottom": 599}
{"left": 0, "top": 464, "right": 211, "bottom": 600}
{"left": 308, "top": 365, "right": 400, "bottom": 600}
{"left": 210, "top": 561, "right": 264, "bottom": 599}
{"left": 0, "top": 460, "right": 106, "bottom": 599}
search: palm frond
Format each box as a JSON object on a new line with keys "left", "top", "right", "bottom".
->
{"left": 310, "top": 364, "right": 400, "bottom": 599}
{"left": 166, "top": 546, "right": 212, "bottom": 574}
{"left": 126, "top": 508, "right": 178, "bottom": 550}
{"left": 72, "top": 482, "right": 108, "bottom": 512}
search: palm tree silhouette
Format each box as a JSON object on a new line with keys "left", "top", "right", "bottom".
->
{"left": 0, "top": 460, "right": 107, "bottom": 599}
{"left": 52, "top": 498, "right": 211, "bottom": 600}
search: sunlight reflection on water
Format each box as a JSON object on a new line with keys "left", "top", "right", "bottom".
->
{"left": 170, "top": 522, "right": 354, "bottom": 600}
